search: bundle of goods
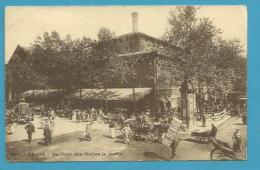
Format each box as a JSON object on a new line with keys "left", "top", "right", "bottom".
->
{"left": 191, "top": 129, "right": 212, "bottom": 143}
{"left": 162, "top": 118, "right": 182, "bottom": 147}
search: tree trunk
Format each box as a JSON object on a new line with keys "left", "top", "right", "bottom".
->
{"left": 132, "top": 83, "right": 137, "bottom": 114}
{"left": 153, "top": 56, "right": 158, "bottom": 117}
{"left": 43, "top": 89, "right": 46, "bottom": 105}
{"left": 105, "top": 81, "right": 108, "bottom": 114}
{"left": 79, "top": 73, "right": 82, "bottom": 109}
{"left": 181, "top": 77, "right": 189, "bottom": 128}
{"left": 198, "top": 81, "right": 202, "bottom": 120}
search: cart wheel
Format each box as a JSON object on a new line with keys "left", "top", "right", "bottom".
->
{"left": 216, "top": 156, "right": 233, "bottom": 160}
{"left": 145, "top": 133, "right": 154, "bottom": 143}
{"left": 145, "top": 133, "right": 151, "bottom": 143}
{"left": 210, "top": 148, "right": 225, "bottom": 160}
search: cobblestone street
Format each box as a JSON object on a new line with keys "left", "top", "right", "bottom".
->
{"left": 6, "top": 115, "right": 246, "bottom": 161}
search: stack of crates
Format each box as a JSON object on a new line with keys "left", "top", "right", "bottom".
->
{"left": 162, "top": 118, "right": 182, "bottom": 147}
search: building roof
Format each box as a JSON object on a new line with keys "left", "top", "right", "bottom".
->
{"left": 117, "top": 49, "right": 185, "bottom": 63}
{"left": 21, "top": 89, "right": 61, "bottom": 98}
{"left": 115, "top": 32, "right": 182, "bottom": 51}
{"left": 70, "top": 88, "right": 152, "bottom": 101}
{"left": 8, "top": 45, "right": 30, "bottom": 64}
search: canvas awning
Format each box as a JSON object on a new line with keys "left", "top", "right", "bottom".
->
{"left": 21, "top": 89, "right": 60, "bottom": 98}
{"left": 70, "top": 88, "right": 152, "bottom": 101}
{"left": 158, "top": 97, "right": 170, "bottom": 104}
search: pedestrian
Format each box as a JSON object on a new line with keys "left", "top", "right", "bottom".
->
{"left": 25, "top": 121, "right": 35, "bottom": 143}
{"left": 177, "top": 106, "right": 181, "bottom": 116}
{"left": 122, "top": 123, "right": 132, "bottom": 145}
{"left": 7, "top": 114, "right": 15, "bottom": 135}
{"left": 109, "top": 121, "right": 116, "bottom": 138}
{"left": 43, "top": 124, "right": 52, "bottom": 145}
{"left": 158, "top": 118, "right": 166, "bottom": 141}
{"left": 202, "top": 114, "right": 206, "bottom": 127}
{"left": 40, "top": 105, "right": 44, "bottom": 117}
{"left": 49, "top": 109, "right": 55, "bottom": 120}
{"left": 211, "top": 123, "right": 217, "bottom": 138}
{"left": 85, "top": 122, "right": 92, "bottom": 141}
{"left": 7, "top": 122, "right": 15, "bottom": 135}
{"left": 72, "top": 110, "right": 77, "bottom": 122}
{"left": 170, "top": 137, "right": 179, "bottom": 159}
{"left": 232, "top": 129, "right": 242, "bottom": 152}
{"left": 49, "top": 119, "right": 55, "bottom": 134}
{"left": 82, "top": 110, "right": 87, "bottom": 122}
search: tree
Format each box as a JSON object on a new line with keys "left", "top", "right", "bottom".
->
{"left": 30, "top": 31, "right": 63, "bottom": 89}
{"left": 93, "top": 27, "right": 118, "bottom": 112}
{"left": 110, "top": 54, "right": 140, "bottom": 113}
{"left": 69, "top": 37, "right": 96, "bottom": 104}
{"left": 97, "top": 27, "right": 115, "bottom": 42}
{"left": 164, "top": 6, "right": 246, "bottom": 122}
{"left": 210, "top": 38, "right": 246, "bottom": 99}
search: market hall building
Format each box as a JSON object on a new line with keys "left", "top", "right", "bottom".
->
{"left": 66, "top": 12, "right": 187, "bottom": 117}
{"left": 6, "top": 12, "right": 197, "bottom": 125}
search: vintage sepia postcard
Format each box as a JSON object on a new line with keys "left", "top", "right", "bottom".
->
{"left": 5, "top": 6, "right": 247, "bottom": 162}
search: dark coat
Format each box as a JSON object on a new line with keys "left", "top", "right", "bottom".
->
{"left": 25, "top": 123, "right": 35, "bottom": 134}
{"left": 171, "top": 138, "right": 179, "bottom": 149}
{"left": 211, "top": 126, "right": 217, "bottom": 137}
{"left": 44, "top": 126, "right": 51, "bottom": 138}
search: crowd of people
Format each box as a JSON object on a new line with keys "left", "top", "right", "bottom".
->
{"left": 6, "top": 100, "right": 243, "bottom": 159}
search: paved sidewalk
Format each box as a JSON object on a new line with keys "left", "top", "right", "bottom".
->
{"left": 189, "top": 115, "right": 231, "bottom": 131}
{"left": 179, "top": 115, "right": 231, "bottom": 138}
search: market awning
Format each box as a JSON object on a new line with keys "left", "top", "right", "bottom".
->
{"left": 158, "top": 97, "right": 170, "bottom": 104}
{"left": 70, "top": 88, "right": 152, "bottom": 101}
{"left": 118, "top": 50, "right": 156, "bottom": 57}
{"left": 21, "top": 89, "right": 60, "bottom": 98}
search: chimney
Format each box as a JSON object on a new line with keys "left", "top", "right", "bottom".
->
{"left": 131, "top": 12, "right": 138, "bottom": 33}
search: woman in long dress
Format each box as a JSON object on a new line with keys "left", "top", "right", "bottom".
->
{"left": 72, "top": 111, "right": 77, "bottom": 122}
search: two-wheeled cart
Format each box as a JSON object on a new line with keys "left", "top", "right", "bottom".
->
{"left": 210, "top": 138, "right": 238, "bottom": 160}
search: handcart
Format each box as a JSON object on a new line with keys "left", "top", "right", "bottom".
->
{"left": 210, "top": 138, "right": 238, "bottom": 160}
{"left": 142, "top": 124, "right": 159, "bottom": 143}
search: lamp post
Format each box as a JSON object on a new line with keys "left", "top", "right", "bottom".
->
{"left": 181, "top": 78, "right": 195, "bottom": 129}
{"left": 181, "top": 78, "right": 188, "bottom": 128}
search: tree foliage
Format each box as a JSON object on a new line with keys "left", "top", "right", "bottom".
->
{"left": 164, "top": 6, "right": 246, "bottom": 111}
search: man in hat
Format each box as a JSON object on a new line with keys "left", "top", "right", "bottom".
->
{"left": 232, "top": 129, "right": 242, "bottom": 152}
{"left": 211, "top": 123, "right": 218, "bottom": 138}
{"left": 170, "top": 137, "right": 179, "bottom": 159}
{"left": 43, "top": 124, "right": 52, "bottom": 145}
{"left": 25, "top": 121, "right": 35, "bottom": 143}
{"left": 85, "top": 121, "right": 92, "bottom": 141}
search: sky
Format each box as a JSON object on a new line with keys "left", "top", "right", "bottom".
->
{"left": 5, "top": 6, "right": 247, "bottom": 63}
